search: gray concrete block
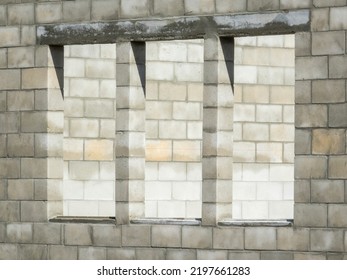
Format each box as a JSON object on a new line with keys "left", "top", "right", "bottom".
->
{"left": 294, "top": 253, "right": 326, "bottom": 260}
{"left": 64, "top": 224, "right": 92, "bottom": 246}
{"left": 79, "top": 247, "right": 106, "bottom": 260}
{"left": 136, "top": 248, "right": 166, "bottom": 260}
{"left": 277, "top": 228, "right": 309, "bottom": 251}
{"left": 294, "top": 203, "right": 327, "bottom": 227}
{"left": 166, "top": 249, "right": 196, "bottom": 260}
{"left": 328, "top": 205, "right": 347, "bottom": 227}
{"left": 329, "top": 103, "right": 347, "bottom": 128}
{"left": 49, "top": 245, "right": 78, "bottom": 260}
{"left": 295, "top": 156, "right": 327, "bottom": 179}
{"left": 245, "top": 228, "right": 276, "bottom": 250}
{"left": 311, "top": 229, "right": 344, "bottom": 252}
{"left": 228, "top": 252, "right": 260, "bottom": 260}
{"left": 151, "top": 225, "right": 181, "bottom": 248}
{"left": 0, "top": 201, "right": 20, "bottom": 222}
{"left": 0, "top": 244, "right": 18, "bottom": 260}
{"left": 107, "top": 248, "right": 136, "bottom": 260}
{"left": 311, "top": 180, "right": 344, "bottom": 203}
{"left": 6, "top": 223, "right": 32, "bottom": 243}
{"left": 247, "top": 0, "right": 280, "bottom": 11}
{"left": 122, "top": 225, "right": 150, "bottom": 247}
{"left": 21, "top": 201, "right": 47, "bottom": 222}
{"left": 296, "top": 105, "right": 327, "bottom": 128}
{"left": 182, "top": 227, "right": 212, "bottom": 249}
{"left": 329, "top": 156, "right": 347, "bottom": 179}
{"left": 8, "top": 179, "right": 34, "bottom": 200}
{"left": 19, "top": 244, "right": 47, "bottom": 260}
{"left": 213, "top": 228, "right": 244, "bottom": 250}
{"left": 33, "top": 223, "right": 61, "bottom": 244}
{"left": 197, "top": 250, "right": 227, "bottom": 260}
{"left": 261, "top": 251, "right": 294, "bottom": 260}
{"left": 92, "top": 225, "right": 121, "bottom": 247}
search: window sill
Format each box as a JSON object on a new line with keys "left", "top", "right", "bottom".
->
{"left": 218, "top": 219, "right": 293, "bottom": 227}
{"left": 131, "top": 218, "right": 201, "bottom": 226}
{"left": 50, "top": 216, "right": 116, "bottom": 224}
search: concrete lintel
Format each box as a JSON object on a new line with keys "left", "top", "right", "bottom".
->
{"left": 218, "top": 219, "right": 293, "bottom": 227}
{"left": 37, "top": 10, "right": 309, "bottom": 45}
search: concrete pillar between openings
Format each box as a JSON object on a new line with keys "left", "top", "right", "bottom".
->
{"left": 202, "top": 35, "right": 234, "bottom": 226}
{"left": 115, "top": 42, "right": 146, "bottom": 224}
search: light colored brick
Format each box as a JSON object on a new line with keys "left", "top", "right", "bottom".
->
{"left": 184, "top": 0, "right": 215, "bottom": 14}
{"left": 172, "top": 182, "right": 201, "bottom": 200}
{"left": 234, "top": 65, "right": 257, "bottom": 84}
{"left": 245, "top": 228, "right": 276, "bottom": 250}
{"left": 86, "top": 59, "right": 115, "bottom": 79}
{"left": 269, "top": 201, "right": 293, "bottom": 219}
{"left": 330, "top": 7, "right": 347, "bottom": 30}
{"left": 7, "top": 90, "right": 34, "bottom": 111}
{"left": 63, "top": 0, "right": 90, "bottom": 22}
{"left": 146, "top": 140, "right": 172, "bottom": 161}
{"left": 159, "top": 120, "right": 186, "bottom": 139}
{"left": 256, "top": 182, "right": 283, "bottom": 200}
{"left": 8, "top": 47, "right": 34, "bottom": 68}
{"left": 35, "top": 3, "right": 62, "bottom": 24}
{"left": 70, "top": 119, "right": 99, "bottom": 138}
{"left": 69, "top": 161, "right": 99, "bottom": 180}
{"left": 0, "top": 70, "right": 20, "bottom": 90}
{"left": 173, "top": 102, "right": 201, "bottom": 120}
{"left": 0, "top": 27, "right": 20, "bottom": 47}
{"left": 158, "top": 42, "right": 187, "bottom": 62}
{"left": 256, "top": 143, "right": 282, "bottom": 162}
{"left": 243, "top": 85, "right": 270, "bottom": 103}
{"left": 84, "top": 181, "right": 114, "bottom": 201}
{"left": 280, "top": 0, "right": 310, "bottom": 9}
{"left": 234, "top": 104, "right": 255, "bottom": 122}
{"left": 146, "top": 101, "right": 172, "bottom": 120}
{"left": 270, "top": 124, "right": 294, "bottom": 142}
{"left": 228, "top": 252, "right": 260, "bottom": 260}
{"left": 197, "top": 250, "right": 228, "bottom": 260}
{"left": 84, "top": 140, "right": 114, "bottom": 161}
{"left": 7, "top": 134, "right": 34, "bottom": 157}
{"left": 173, "top": 140, "right": 200, "bottom": 162}
{"left": 8, "top": 3, "right": 34, "bottom": 25}
{"left": 91, "top": 0, "right": 119, "bottom": 20}
{"left": 296, "top": 56, "right": 328, "bottom": 80}
{"left": 70, "top": 78, "right": 99, "bottom": 97}
{"left": 63, "top": 139, "right": 83, "bottom": 160}
{"left": 241, "top": 201, "right": 268, "bottom": 219}
{"left": 157, "top": 201, "right": 185, "bottom": 218}
{"left": 243, "top": 123, "right": 269, "bottom": 141}
{"left": 257, "top": 105, "right": 282, "bottom": 123}
{"left": 158, "top": 82, "right": 186, "bottom": 101}
{"left": 120, "top": 0, "right": 148, "bottom": 18}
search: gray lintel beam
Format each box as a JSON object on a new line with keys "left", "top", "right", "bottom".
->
{"left": 37, "top": 10, "right": 310, "bottom": 45}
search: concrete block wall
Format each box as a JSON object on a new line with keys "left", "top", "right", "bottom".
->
{"left": 64, "top": 44, "right": 116, "bottom": 216}
{"left": 145, "top": 39, "right": 204, "bottom": 218}
{"left": 0, "top": 0, "right": 346, "bottom": 259}
{"left": 233, "top": 35, "right": 295, "bottom": 219}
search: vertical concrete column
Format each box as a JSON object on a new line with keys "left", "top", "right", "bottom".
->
{"left": 202, "top": 35, "right": 234, "bottom": 225}
{"left": 116, "top": 42, "right": 146, "bottom": 224}
{"left": 21, "top": 46, "right": 64, "bottom": 221}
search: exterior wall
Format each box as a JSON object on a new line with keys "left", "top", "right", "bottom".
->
{"left": 0, "top": 0, "right": 346, "bottom": 260}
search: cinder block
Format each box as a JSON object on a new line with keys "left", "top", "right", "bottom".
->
{"left": 213, "top": 228, "right": 244, "bottom": 250}
{"left": 312, "top": 80, "right": 345, "bottom": 103}
{"left": 261, "top": 252, "right": 294, "bottom": 260}
{"left": 35, "top": 3, "right": 62, "bottom": 23}
{"left": 0, "top": 6, "right": 6, "bottom": 25}
{"left": 70, "top": 78, "right": 99, "bottom": 98}
{"left": 0, "top": 27, "right": 20, "bottom": 47}
{"left": 33, "top": 223, "right": 61, "bottom": 244}
{"left": 69, "top": 161, "right": 99, "bottom": 180}
{"left": 0, "top": 70, "right": 20, "bottom": 90}
{"left": 175, "top": 63, "right": 203, "bottom": 82}
{"left": 312, "top": 180, "right": 345, "bottom": 203}
{"left": 295, "top": 129, "right": 311, "bottom": 155}
{"left": 84, "top": 181, "right": 114, "bottom": 201}
{"left": 228, "top": 252, "right": 260, "bottom": 260}
{"left": 247, "top": 0, "right": 279, "bottom": 11}
{"left": 151, "top": 225, "right": 181, "bottom": 248}
{"left": 79, "top": 247, "right": 106, "bottom": 260}
{"left": 243, "top": 123, "right": 269, "bottom": 141}
{"left": 329, "top": 156, "right": 347, "bottom": 179}
{"left": 63, "top": 139, "right": 83, "bottom": 160}
{"left": 172, "top": 181, "right": 201, "bottom": 201}
{"left": 277, "top": 228, "right": 309, "bottom": 251}
{"left": 7, "top": 90, "right": 34, "bottom": 111}
{"left": 197, "top": 250, "right": 227, "bottom": 260}
{"left": 120, "top": 0, "right": 148, "bottom": 18}
{"left": 294, "top": 204, "right": 327, "bottom": 227}
{"left": 8, "top": 179, "right": 34, "bottom": 200}
{"left": 245, "top": 228, "right": 276, "bottom": 250}
{"left": 295, "top": 105, "right": 327, "bottom": 128}
{"left": 146, "top": 101, "right": 172, "bottom": 120}
{"left": 64, "top": 224, "right": 92, "bottom": 246}
{"left": 311, "top": 229, "right": 344, "bottom": 252}
{"left": 8, "top": 47, "right": 35, "bottom": 68}
{"left": 270, "top": 124, "right": 294, "bottom": 142}
{"left": 294, "top": 180, "right": 311, "bottom": 203}
{"left": 85, "top": 139, "right": 114, "bottom": 161}
{"left": 295, "top": 80, "right": 311, "bottom": 104}
{"left": 20, "top": 201, "right": 47, "bottom": 222}
{"left": 294, "top": 253, "right": 326, "bottom": 260}
{"left": 330, "top": 7, "right": 347, "bottom": 30}
{"left": 107, "top": 248, "right": 136, "bottom": 260}
{"left": 100, "top": 119, "right": 116, "bottom": 138}
{"left": 63, "top": 0, "right": 90, "bottom": 22}
{"left": 166, "top": 249, "right": 196, "bottom": 260}
{"left": 70, "top": 119, "right": 99, "bottom": 138}
{"left": 234, "top": 104, "right": 255, "bottom": 122}
{"left": 22, "top": 68, "right": 60, "bottom": 90}
{"left": 91, "top": 0, "right": 119, "bottom": 20}
{"left": 92, "top": 225, "right": 121, "bottom": 247}
{"left": 0, "top": 159, "right": 20, "bottom": 179}
{"left": 311, "top": 8, "right": 329, "bottom": 32}
{"left": 280, "top": 0, "right": 310, "bottom": 8}
{"left": 122, "top": 225, "right": 150, "bottom": 247}
{"left": 173, "top": 141, "right": 201, "bottom": 162}
{"left": 19, "top": 244, "right": 47, "bottom": 260}
{"left": 7, "top": 134, "right": 34, "bottom": 157}
{"left": 314, "top": 0, "right": 346, "bottom": 6}
{"left": 21, "top": 158, "right": 47, "bottom": 179}
{"left": 8, "top": 4, "right": 34, "bottom": 25}
{"left": 329, "top": 55, "right": 347, "bottom": 78}
{"left": 49, "top": 245, "right": 78, "bottom": 260}
{"left": 173, "top": 102, "right": 201, "bottom": 120}
{"left": 295, "top": 156, "right": 327, "bottom": 179}
{"left": 86, "top": 59, "right": 115, "bottom": 79}
{"left": 135, "top": 248, "right": 165, "bottom": 260}
{"left": 329, "top": 103, "right": 347, "bottom": 127}
{"left": 312, "top": 31, "right": 345, "bottom": 55}
{"left": 0, "top": 244, "right": 17, "bottom": 260}
{"left": 184, "top": 0, "right": 215, "bottom": 14}
{"left": 296, "top": 56, "right": 328, "bottom": 80}
{"left": 312, "top": 129, "right": 345, "bottom": 155}
{"left": 6, "top": 223, "right": 33, "bottom": 243}
{"left": 158, "top": 82, "right": 186, "bottom": 101}
{"left": 328, "top": 205, "right": 347, "bottom": 227}
{"left": 182, "top": 227, "right": 212, "bottom": 249}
